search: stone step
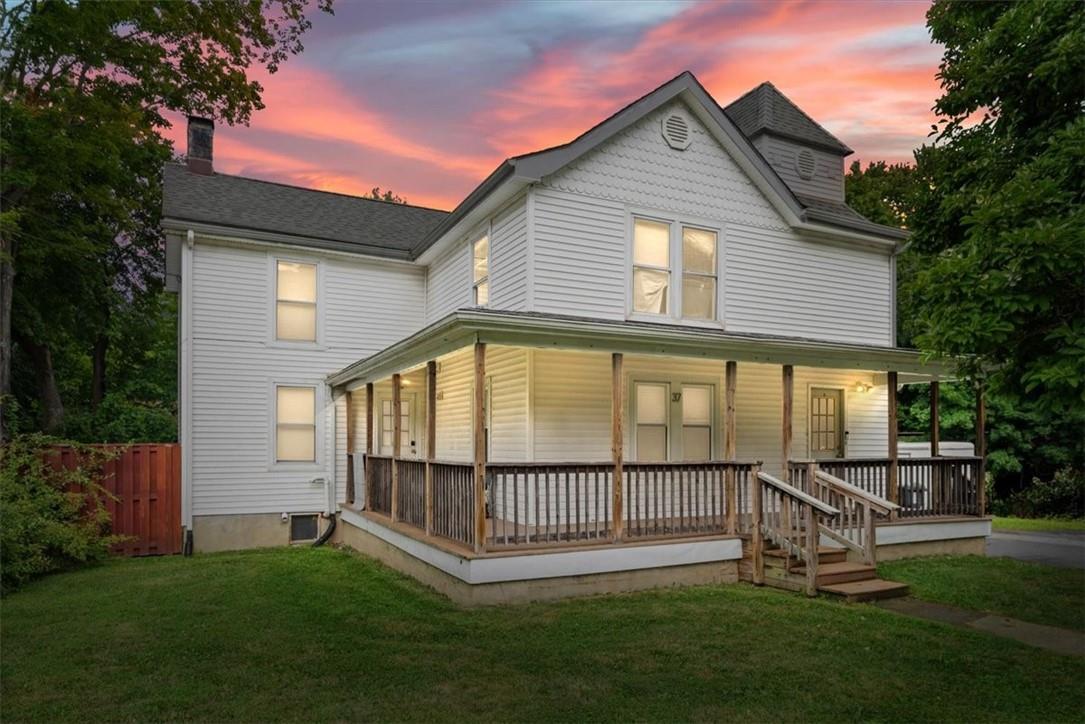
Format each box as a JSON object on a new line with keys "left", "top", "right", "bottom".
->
{"left": 820, "top": 578, "right": 910, "bottom": 602}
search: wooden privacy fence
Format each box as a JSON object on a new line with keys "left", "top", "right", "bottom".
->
{"left": 48, "top": 444, "right": 181, "bottom": 557}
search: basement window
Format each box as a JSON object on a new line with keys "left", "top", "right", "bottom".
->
{"left": 290, "top": 514, "right": 319, "bottom": 542}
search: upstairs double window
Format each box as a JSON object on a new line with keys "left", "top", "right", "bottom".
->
{"left": 473, "top": 235, "right": 489, "bottom": 306}
{"left": 632, "top": 217, "right": 718, "bottom": 322}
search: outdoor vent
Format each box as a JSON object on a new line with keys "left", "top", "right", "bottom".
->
{"left": 661, "top": 112, "right": 692, "bottom": 150}
{"left": 796, "top": 149, "right": 817, "bottom": 180}
{"left": 290, "top": 514, "right": 319, "bottom": 542}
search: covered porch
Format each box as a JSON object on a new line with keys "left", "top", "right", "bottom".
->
{"left": 329, "top": 310, "right": 988, "bottom": 597}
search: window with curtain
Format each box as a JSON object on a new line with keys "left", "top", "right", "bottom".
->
{"left": 632, "top": 218, "right": 670, "bottom": 314}
{"left": 276, "top": 386, "right": 315, "bottom": 462}
{"left": 681, "top": 384, "right": 713, "bottom": 460}
{"left": 473, "top": 235, "right": 489, "bottom": 305}
{"left": 682, "top": 227, "right": 717, "bottom": 320}
{"left": 635, "top": 382, "right": 669, "bottom": 461}
{"left": 276, "top": 260, "right": 317, "bottom": 341}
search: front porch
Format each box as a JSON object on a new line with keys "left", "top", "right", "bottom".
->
{"left": 330, "top": 310, "right": 989, "bottom": 600}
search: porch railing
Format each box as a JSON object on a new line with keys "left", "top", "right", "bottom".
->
{"left": 790, "top": 456, "right": 982, "bottom": 518}
{"left": 431, "top": 461, "right": 475, "bottom": 547}
{"left": 486, "top": 463, "right": 614, "bottom": 547}
{"left": 366, "top": 455, "right": 393, "bottom": 516}
{"left": 753, "top": 471, "right": 839, "bottom": 596}
{"left": 802, "top": 463, "right": 898, "bottom": 565}
{"left": 396, "top": 459, "right": 426, "bottom": 529}
{"left": 623, "top": 461, "right": 755, "bottom": 539}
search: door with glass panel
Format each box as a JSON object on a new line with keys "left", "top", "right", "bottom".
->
{"left": 809, "top": 388, "right": 845, "bottom": 459}
{"left": 633, "top": 381, "right": 715, "bottom": 461}
{"left": 378, "top": 394, "right": 418, "bottom": 459}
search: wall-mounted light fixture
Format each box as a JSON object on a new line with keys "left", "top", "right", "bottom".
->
{"left": 853, "top": 381, "right": 872, "bottom": 394}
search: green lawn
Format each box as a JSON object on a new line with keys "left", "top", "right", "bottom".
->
{"left": 3, "top": 548, "right": 1083, "bottom": 723}
{"left": 879, "top": 555, "right": 1085, "bottom": 632}
{"left": 993, "top": 516, "right": 1085, "bottom": 532}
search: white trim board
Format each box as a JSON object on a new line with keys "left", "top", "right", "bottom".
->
{"left": 339, "top": 508, "right": 742, "bottom": 585}
{"left": 877, "top": 518, "right": 991, "bottom": 545}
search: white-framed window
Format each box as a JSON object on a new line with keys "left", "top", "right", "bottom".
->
{"left": 275, "top": 385, "right": 316, "bottom": 462}
{"left": 275, "top": 260, "right": 317, "bottom": 342}
{"left": 681, "top": 384, "right": 713, "bottom": 461}
{"left": 681, "top": 227, "right": 717, "bottom": 321}
{"left": 630, "top": 215, "right": 720, "bottom": 322}
{"left": 632, "top": 218, "right": 671, "bottom": 315}
{"left": 473, "top": 234, "right": 489, "bottom": 306}
{"left": 634, "top": 382, "right": 670, "bottom": 461}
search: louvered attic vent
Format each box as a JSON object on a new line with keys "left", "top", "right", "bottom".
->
{"left": 661, "top": 112, "right": 692, "bottom": 150}
{"left": 796, "top": 149, "right": 816, "bottom": 180}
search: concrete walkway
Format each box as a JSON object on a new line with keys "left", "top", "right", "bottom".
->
{"left": 877, "top": 597, "right": 1085, "bottom": 658}
{"left": 987, "top": 530, "right": 1085, "bottom": 569}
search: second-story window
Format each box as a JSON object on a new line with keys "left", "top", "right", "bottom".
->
{"left": 632, "top": 218, "right": 671, "bottom": 314}
{"left": 473, "top": 235, "right": 489, "bottom": 305}
{"left": 682, "top": 226, "right": 717, "bottom": 320}
{"left": 276, "top": 260, "right": 317, "bottom": 342}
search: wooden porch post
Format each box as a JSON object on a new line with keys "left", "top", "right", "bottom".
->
{"left": 345, "top": 390, "right": 355, "bottom": 506}
{"left": 473, "top": 342, "right": 487, "bottom": 552}
{"left": 364, "top": 382, "right": 374, "bottom": 510}
{"left": 976, "top": 383, "right": 987, "bottom": 516}
{"left": 612, "top": 352, "right": 624, "bottom": 542}
{"left": 782, "top": 365, "right": 793, "bottom": 480}
{"left": 751, "top": 463, "right": 764, "bottom": 585}
{"left": 425, "top": 360, "right": 437, "bottom": 536}
{"left": 724, "top": 360, "right": 737, "bottom": 534}
{"left": 929, "top": 380, "right": 941, "bottom": 457}
{"left": 391, "top": 373, "right": 402, "bottom": 522}
{"left": 887, "top": 371, "right": 899, "bottom": 513}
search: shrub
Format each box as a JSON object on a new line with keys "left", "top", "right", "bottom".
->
{"left": 998, "top": 468, "right": 1085, "bottom": 519}
{"left": 0, "top": 435, "right": 123, "bottom": 593}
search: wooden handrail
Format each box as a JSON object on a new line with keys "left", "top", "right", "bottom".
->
{"left": 814, "top": 470, "right": 900, "bottom": 516}
{"left": 757, "top": 472, "right": 840, "bottom": 517}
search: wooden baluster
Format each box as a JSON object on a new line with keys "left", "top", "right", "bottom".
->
{"left": 864, "top": 502, "right": 876, "bottom": 566}
{"left": 751, "top": 466, "right": 764, "bottom": 585}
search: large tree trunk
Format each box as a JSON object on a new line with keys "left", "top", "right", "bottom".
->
{"left": 91, "top": 332, "right": 107, "bottom": 407}
{"left": 19, "top": 335, "right": 64, "bottom": 433}
{"left": 0, "top": 247, "right": 13, "bottom": 443}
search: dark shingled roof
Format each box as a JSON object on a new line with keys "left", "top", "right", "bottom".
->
{"left": 162, "top": 164, "right": 448, "bottom": 259}
{"left": 723, "top": 82, "right": 853, "bottom": 155}
{"left": 796, "top": 194, "right": 907, "bottom": 240}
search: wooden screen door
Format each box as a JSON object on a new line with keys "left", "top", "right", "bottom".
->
{"left": 810, "top": 388, "right": 845, "bottom": 459}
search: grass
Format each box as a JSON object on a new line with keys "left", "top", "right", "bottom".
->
{"left": 993, "top": 516, "right": 1085, "bottom": 532}
{"left": 2, "top": 548, "right": 1083, "bottom": 723}
{"left": 880, "top": 555, "right": 1085, "bottom": 632}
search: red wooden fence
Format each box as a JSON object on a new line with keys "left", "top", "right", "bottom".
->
{"left": 49, "top": 444, "right": 182, "bottom": 556}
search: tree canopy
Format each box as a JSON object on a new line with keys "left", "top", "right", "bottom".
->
{"left": 0, "top": 0, "right": 332, "bottom": 438}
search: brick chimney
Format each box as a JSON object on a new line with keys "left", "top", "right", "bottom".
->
{"left": 186, "top": 116, "right": 214, "bottom": 175}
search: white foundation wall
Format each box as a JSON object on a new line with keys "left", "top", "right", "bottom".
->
{"left": 188, "top": 240, "right": 425, "bottom": 517}
{"left": 531, "top": 99, "right": 894, "bottom": 346}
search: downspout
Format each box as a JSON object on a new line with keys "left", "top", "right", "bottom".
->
{"left": 182, "top": 229, "right": 196, "bottom": 555}
{"left": 312, "top": 473, "right": 336, "bottom": 547}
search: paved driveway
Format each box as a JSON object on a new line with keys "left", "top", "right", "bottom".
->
{"left": 987, "top": 530, "right": 1085, "bottom": 569}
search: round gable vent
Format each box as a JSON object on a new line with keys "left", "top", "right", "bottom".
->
{"left": 796, "top": 149, "right": 817, "bottom": 180}
{"left": 661, "top": 112, "right": 692, "bottom": 150}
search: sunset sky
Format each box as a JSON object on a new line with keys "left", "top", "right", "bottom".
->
{"left": 166, "top": 0, "right": 944, "bottom": 211}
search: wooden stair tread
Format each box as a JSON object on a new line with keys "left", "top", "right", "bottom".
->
{"left": 789, "top": 561, "right": 874, "bottom": 576}
{"left": 820, "top": 578, "right": 910, "bottom": 602}
{"left": 765, "top": 546, "right": 841, "bottom": 559}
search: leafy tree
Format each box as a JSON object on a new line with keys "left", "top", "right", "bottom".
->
{"left": 365, "top": 187, "right": 408, "bottom": 204}
{"left": 844, "top": 160, "right": 918, "bottom": 229}
{"left": 0, "top": 0, "right": 332, "bottom": 439}
{"left": 907, "top": 0, "right": 1085, "bottom": 416}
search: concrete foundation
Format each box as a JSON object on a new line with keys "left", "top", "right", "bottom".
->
{"left": 192, "top": 513, "right": 329, "bottom": 553}
{"left": 875, "top": 536, "right": 987, "bottom": 561}
{"left": 335, "top": 517, "right": 738, "bottom": 606}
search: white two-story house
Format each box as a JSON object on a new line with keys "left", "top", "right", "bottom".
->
{"left": 164, "top": 72, "right": 990, "bottom": 604}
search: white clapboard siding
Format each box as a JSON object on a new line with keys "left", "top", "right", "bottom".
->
{"left": 531, "top": 99, "right": 893, "bottom": 346}
{"left": 487, "top": 346, "right": 529, "bottom": 461}
{"left": 190, "top": 241, "right": 425, "bottom": 516}
{"left": 425, "top": 239, "right": 469, "bottom": 323}
{"left": 489, "top": 195, "right": 529, "bottom": 311}
{"left": 753, "top": 135, "right": 845, "bottom": 202}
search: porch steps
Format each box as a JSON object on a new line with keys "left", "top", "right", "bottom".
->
{"left": 746, "top": 540, "right": 909, "bottom": 602}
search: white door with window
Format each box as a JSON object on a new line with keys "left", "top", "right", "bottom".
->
{"left": 809, "top": 387, "right": 845, "bottom": 459}
{"left": 633, "top": 381, "right": 716, "bottom": 461}
{"left": 378, "top": 393, "right": 419, "bottom": 458}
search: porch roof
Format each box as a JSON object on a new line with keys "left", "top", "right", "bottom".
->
{"left": 327, "top": 309, "right": 952, "bottom": 389}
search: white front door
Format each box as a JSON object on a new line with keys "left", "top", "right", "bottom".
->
{"left": 378, "top": 393, "right": 418, "bottom": 458}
